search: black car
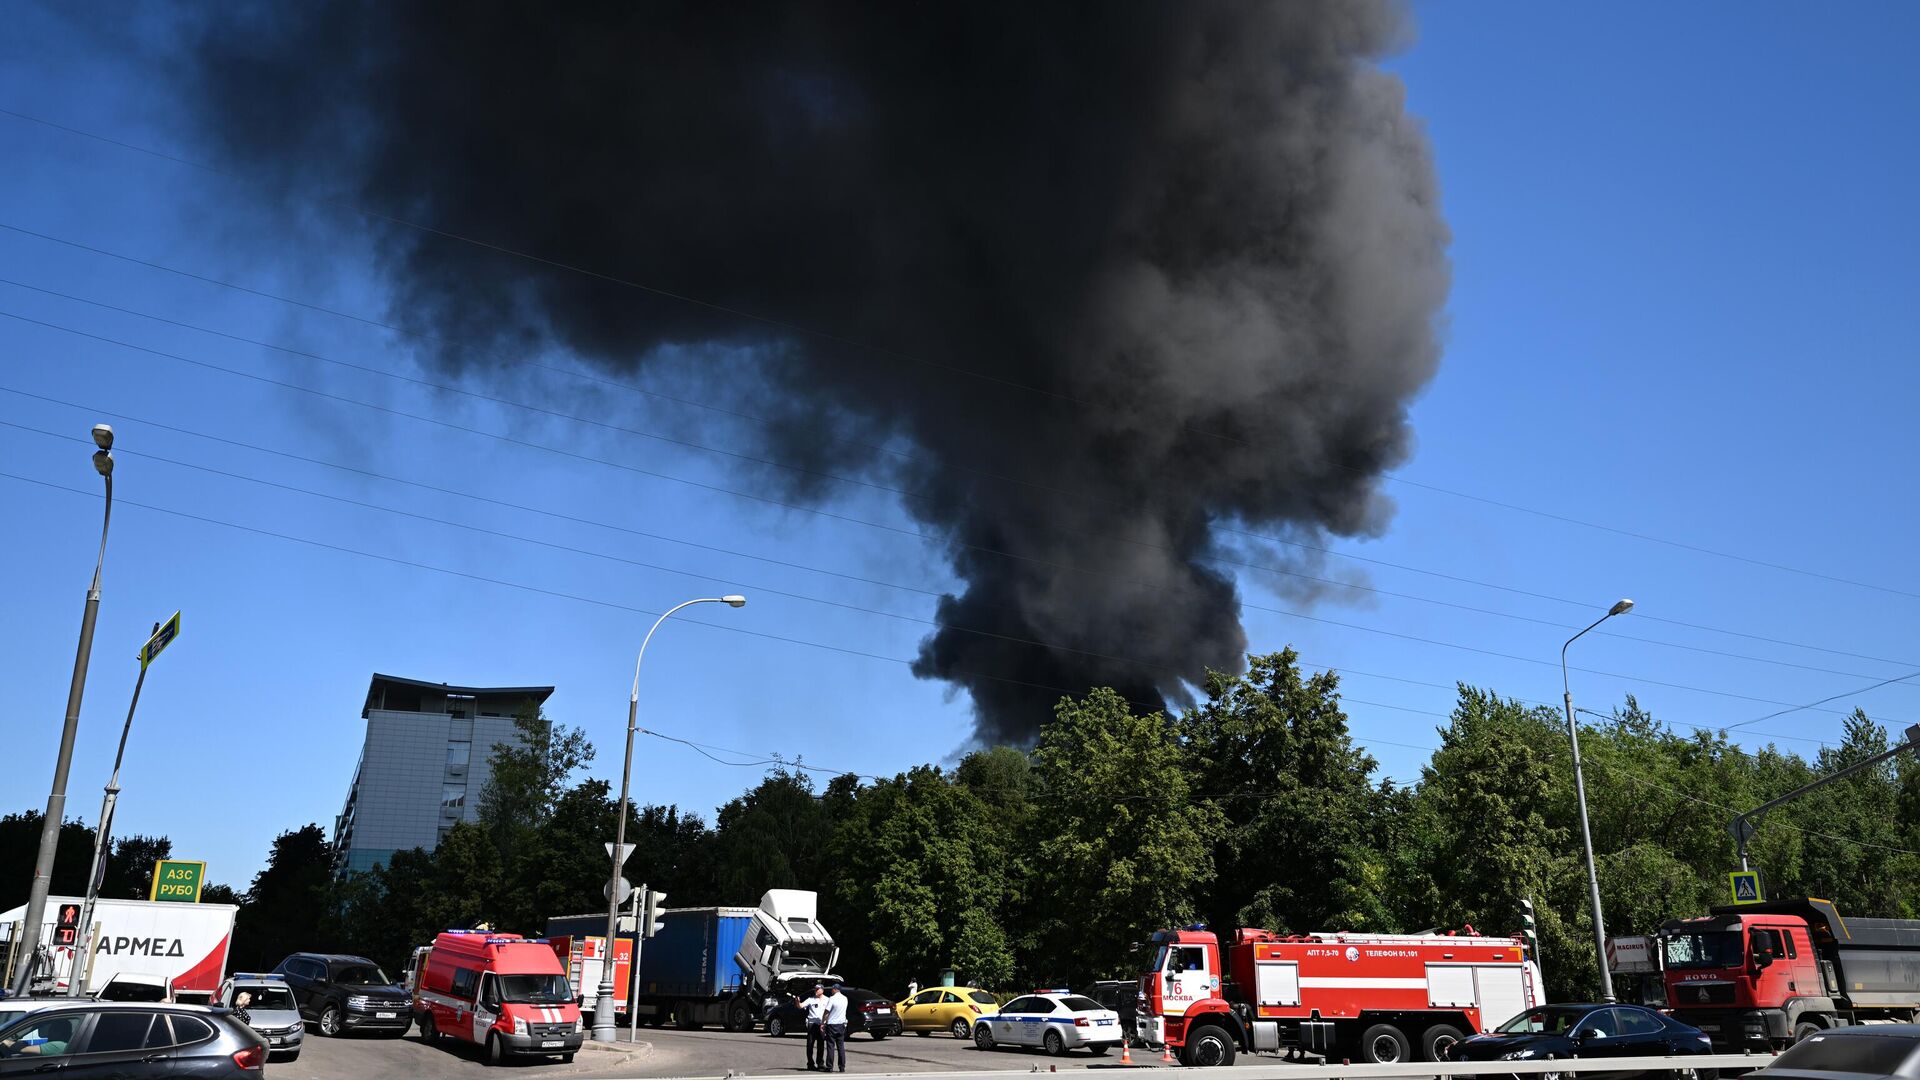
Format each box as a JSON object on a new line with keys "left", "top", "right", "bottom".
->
{"left": 271, "top": 951, "right": 413, "bottom": 1037}
{"left": 1449, "top": 1003, "right": 1716, "bottom": 1079}
{"left": 1081, "top": 981, "right": 1139, "bottom": 1044}
{"left": 1754, "top": 1026, "right": 1920, "bottom": 1080}
{"left": 762, "top": 981, "right": 901, "bottom": 1040}
{"left": 0, "top": 1001, "right": 266, "bottom": 1076}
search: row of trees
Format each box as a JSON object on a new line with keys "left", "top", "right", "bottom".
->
{"left": 15, "top": 650, "right": 1917, "bottom": 1001}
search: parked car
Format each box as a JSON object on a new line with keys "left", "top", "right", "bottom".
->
{"left": 214, "top": 973, "right": 305, "bottom": 1059}
{"left": 270, "top": 951, "right": 413, "bottom": 1037}
{"left": 1448, "top": 1003, "right": 1717, "bottom": 1079}
{"left": 0, "top": 1000, "right": 266, "bottom": 1076}
{"left": 1080, "top": 980, "right": 1139, "bottom": 1044}
{"left": 1753, "top": 1026, "right": 1920, "bottom": 1080}
{"left": 973, "top": 992, "right": 1123, "bottom": 1057}
{"left": 898, "top": 986, "right": 1001, "bottom": 1038}
{"left": 761, "top": 981, "right": 901, "bottom": 1039}
{"left": 97, "top": 972, "right": 172, "bottom": 1002}
{"left": 415, "top": 930, "right": 583, "bottom": 1065}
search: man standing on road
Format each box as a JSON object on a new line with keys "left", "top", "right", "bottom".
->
{"left": 804, "top": 982, "right": 828, "bottom": 1071}
{"left": 822, "top": 983, "right": 849, "bottom": 1073}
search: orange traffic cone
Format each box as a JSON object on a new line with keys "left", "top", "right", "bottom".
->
{"left": 1160, "top": 1041, "right": 1176, "bottom": 1064}
{"left": 1120, "top": 1041, "right": 1134, "bottom": 1065}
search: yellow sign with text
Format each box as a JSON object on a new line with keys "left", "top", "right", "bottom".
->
{"left": 150, "top": 859, "right": 205, "bottom": 903}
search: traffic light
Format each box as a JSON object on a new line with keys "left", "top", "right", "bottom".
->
{"left": 1518, "top": 898, "right": 1538, "bottom": 959}
{"left": 54, "top": 903, "right": 80, "bottom": 947}
{"left": 644, "top": 888, "right": 668, "bottom": 939}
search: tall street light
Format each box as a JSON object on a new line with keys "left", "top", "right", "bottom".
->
{"left": 12, "top": 425, "right": 115, "bottom": 995}
{"left": 1562, "top": 597, "right": 1633, "bottom": 1005}
{"left": 592, "top": 595, "right": 746, "bottom": 1042}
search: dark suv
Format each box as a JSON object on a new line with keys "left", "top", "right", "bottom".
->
{"left": 271, "top": 952, "right": 413, "bottom": 1037}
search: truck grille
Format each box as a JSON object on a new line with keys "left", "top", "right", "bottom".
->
{"left": 1678, "top": 983, "right": 1736, "bottom": 1005}
{"left": 530, "top": 1022, "right": 575, "bottom": 1038}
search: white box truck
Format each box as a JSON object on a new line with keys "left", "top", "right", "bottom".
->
{"left": 0, "top": 895, "right": 239, "bottom": 1002}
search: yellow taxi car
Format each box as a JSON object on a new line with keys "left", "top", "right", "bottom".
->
{"left": 897, "top": 986, "right": 1002, "bottom": 1038}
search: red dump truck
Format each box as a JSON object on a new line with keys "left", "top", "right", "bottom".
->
{"left": 1135, "top": 925, "right": 1541, "bottom": 1066}
{"left": 1658, "top": 898, "right": 1920, "bottom": 1051}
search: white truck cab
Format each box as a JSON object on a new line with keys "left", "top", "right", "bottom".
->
{"left": 732, "top": 890, "right": 839, "bottom": 1001}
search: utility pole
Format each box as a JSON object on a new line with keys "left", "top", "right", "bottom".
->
{"left": 1731, "top": 722, "right": 1920, "bottom": 872}
{"left": 13, "top": 425, "right": 115, "bottom": 995}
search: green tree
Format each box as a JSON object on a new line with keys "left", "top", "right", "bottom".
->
{"left": 1183, "top": 651, "right": 1390, "bottom": 933}
{"left": 232, "top": 824, "right": 333, "bottom": 972}
{"left": 1023, "top": 687, "right": 1222, "bottom": 984}
{"left": 708, "top": 769, "right": 832, "bottom": 900}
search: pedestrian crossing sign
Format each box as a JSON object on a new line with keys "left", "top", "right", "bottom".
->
{"left": 1729, "top": 870, "right": 1763, "bottom": 905}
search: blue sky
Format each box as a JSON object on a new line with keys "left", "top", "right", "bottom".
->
{"left": 5, "top": 3, "right": 1919, "bottom": 888}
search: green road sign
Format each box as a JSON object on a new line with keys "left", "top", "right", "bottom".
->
{"left": 139, "top": 612, "right": 181, "bottom": 670}
{"left": 1729, "top": 870, "right": 1764, "bottom": 905}
{"left": 150, "top": 859, "right": 205, "bottom": 903}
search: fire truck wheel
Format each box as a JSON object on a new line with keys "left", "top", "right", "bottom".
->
{"left": 1421, "top": 1022, "right": 1465, "bottom": 1062}
{"left": 419, "top": 1013, "right": 439, "bottom": 1044}
{"left": 1359, "top": 1023, "right": 1411, "bottom": 1063}
{"left": 1182, "top": 1025, "right": 1237, "bottom": 1066}
{"left": 485, "top": 1032, "right": 504, "bottom": 1066}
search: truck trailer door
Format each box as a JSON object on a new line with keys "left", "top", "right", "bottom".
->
{"left": 1474, "top": 966, "right": 1528, "bottom": 1031}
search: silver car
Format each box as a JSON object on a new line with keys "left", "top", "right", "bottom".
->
{"left": 214, "top": 974, "right": 305, "bottom": 1059}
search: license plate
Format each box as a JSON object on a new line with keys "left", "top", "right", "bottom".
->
{"left": 1698, "top": 1025, "right": 1720, "bottom": 1032}
{"left": 269, "top": 1038, "right": 284, "bottom": 1046}
{"left": 375, "top": 1011, "right": 397, "bottom": 1019}
{"left": 541, "top": 1040, "right": 563, "bottom": 1048}
{"left": 876, "top": 1008, "right": 891, "bottom": 1014}
{"left": 1097, "top": 1019, "right": 1115, "bottom": 1025}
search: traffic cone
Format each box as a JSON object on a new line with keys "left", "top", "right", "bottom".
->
{"left": 1160, "top": 1041, "right": 1175, "bottom": 1064}
{"left": 1120, "top": 1042, "right": 1133, "bottom": 1065}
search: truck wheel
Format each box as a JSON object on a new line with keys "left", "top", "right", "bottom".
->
{"left": 726, "top": 1002, "right": 753, "bottom": 1032}
{"left": 1422, "top": 1022, "right": 1466, "bottom": 1062}
{"left": 974, "top": 1022, "right": 996, "bottom": 1051}
{"left": 1044, "top": 1029, "right": 1066, "bottom": 1056}
{"left": 319, "top": 1005, "right": 343, "bottom": 1037}
{"left": 485, "top": 1032, "right": 504, "bottom": 1067}
{"left": 646, "top": 1012, "right": 666, "bottom": 1028}
{"left": 767, "top": 1015, "right": 786, "bottom": 1038}
{"left": 420, "top": 1013, "right": 439, "bottom": 1044}
{"left": 1360, "top": 1023, "right": 1411, "bottom": 1063}
{"left": 674, "top": 1006, "right": 700, "bottom": 1030}
{"left": 950, "top": 1018, "right": 970, "bottom": 1039}
{"left": 1794, "top": 1021, "right": 1824, "bottom": 1043}
{"left": 1182, "top": 1024, "right": 1237, "bottom": 1066}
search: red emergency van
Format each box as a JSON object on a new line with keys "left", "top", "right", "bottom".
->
{"left": 415, "top": 930, "right": 585, "bottom": 1065}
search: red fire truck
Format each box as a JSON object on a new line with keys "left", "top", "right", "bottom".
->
{"left": 1136, "top": 926, "right": 1542, "bottom": 1066}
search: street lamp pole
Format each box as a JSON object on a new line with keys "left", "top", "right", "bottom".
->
{"left": 70, "top": 620, "right": 161, "bottom": 996}
{"left": 12, "top": 425, "right": 115, "bottom": 996}
{"left": 591, "top": 595, "right": 745, "bottom": 1043}
{"left": 1561, "top": 597, "right": 1633, "bottom": 1005}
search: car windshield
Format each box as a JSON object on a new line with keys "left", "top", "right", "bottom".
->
{"left": 1772, "top": 1034, "right": 1918, "bottom": 1075}
{"left": 1060, "top": 996, "right": 1104, "bottom": 1012}
{"left": 1495, "top": 1008, "right": 1589, "bottom": 1034}
{"left": 232, "top": 987, "right": 296, "bottom": 1010}
{"left": 969, "top": 991, "right": 998, "bottom": 1005}
{"left": 1663, "top": 931, "right": 1743, "bottom": 970}
{"left": 499, "top": 974, "right": 571, "bottom": 1004}
{"left": 334, "top": 964, "right": 391, "bottom": 985}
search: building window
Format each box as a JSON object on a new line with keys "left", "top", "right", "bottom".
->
{"left": 446, "top": 741, "right": 471, "bottom": 767}
{"left": 442, "top": 784, "right": 467, "bottom": 811}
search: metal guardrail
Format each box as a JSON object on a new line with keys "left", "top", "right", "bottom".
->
{"left": 623, "top": 1051, "right": 1776, "bottom": 1080}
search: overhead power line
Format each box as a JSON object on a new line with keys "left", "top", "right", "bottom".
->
{"left": 0, "top": 390, "right": 1885, "bottom": 722}
{"left": 4, "top": 275, "right": 1914, "bottom": 686}
{"left": 9, "top": 105, "right": 1920, "bottom": 605}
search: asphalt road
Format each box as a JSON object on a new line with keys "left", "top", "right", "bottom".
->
{"left": 283, "top": 1024, "right": 1181, "bottom": 1078}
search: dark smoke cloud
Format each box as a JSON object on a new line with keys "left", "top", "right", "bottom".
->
{"left": 184, "top": 0, "right": 1448, "bottom": 745}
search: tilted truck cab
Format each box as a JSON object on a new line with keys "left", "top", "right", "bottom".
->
{"left": 1660, "top": 898, "right": 1920, "bottom": 1051}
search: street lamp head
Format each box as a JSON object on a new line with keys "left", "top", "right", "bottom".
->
{"left": 92, "top": 450, "right": 114, "bottom": 477}
{"left": 722, "top": 595, "right": 747, "bottom": 608}
{"left": 91, "top": 424, "right": 114, "bottom": 450}
{"left": 1608, "top": 598, "right": 1635, "bottom": 617}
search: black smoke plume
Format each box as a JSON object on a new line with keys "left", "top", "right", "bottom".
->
{"left": 184, "top": 1, "right": 1448, "bottom": 745}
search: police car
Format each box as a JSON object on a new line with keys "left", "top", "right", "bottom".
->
{"left": 972, "top": 991, "right": 1123, "bottom": 1056}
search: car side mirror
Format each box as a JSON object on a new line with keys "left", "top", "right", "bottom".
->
{"left": 1579, "top": 1029, "right": 1605, "bottom": 1041}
